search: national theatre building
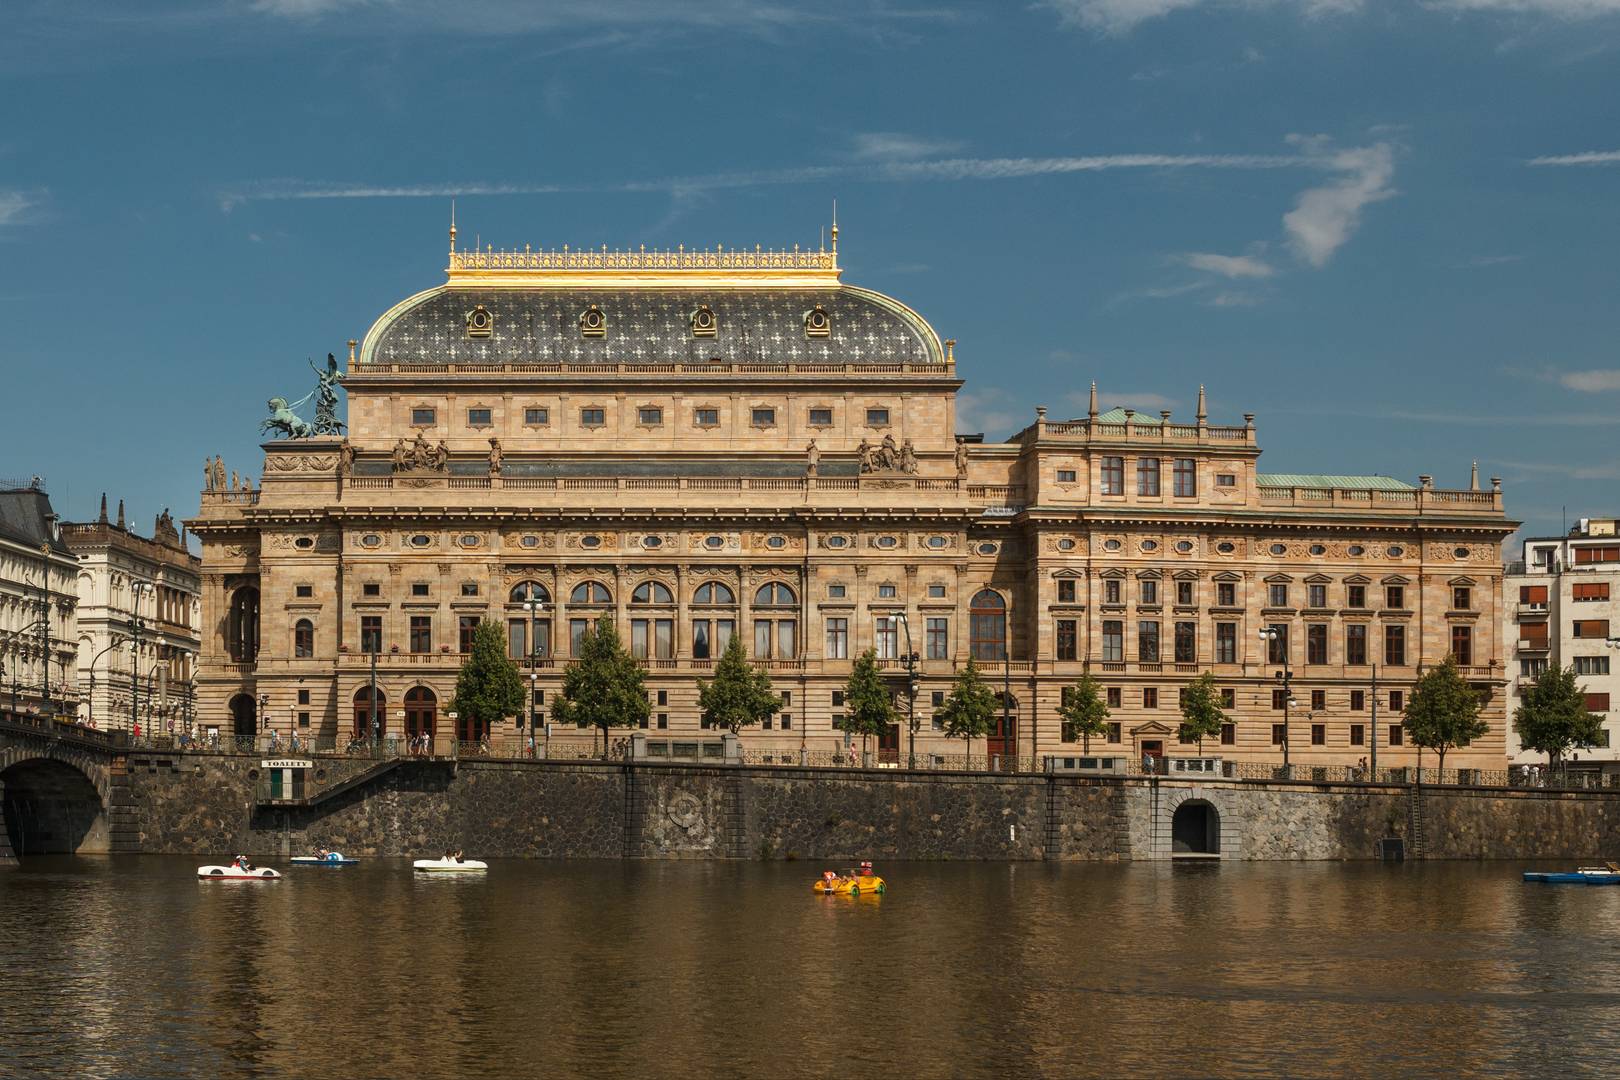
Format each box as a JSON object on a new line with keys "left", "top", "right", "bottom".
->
{"left": 189, "top": 226, "right": 1516, "bottom": 769}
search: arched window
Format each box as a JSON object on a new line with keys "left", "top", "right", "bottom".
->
{"left": 353, "top": 686, "right": 385, "bottom": 740}
{"left": 630, "top": 581, "right": 673, "bottom": 605}
{"left": 227, "top": 587, "right": 260, "bottom": 663}
{"left": 753, "top": 582, "right": 797, "bottom": 607}
{"left": 508, "top": 581, "right": 551, "bottom": 606}
{"left": 570, "top": 581, "right": 612, "bottom": 605}
{"left": 970, "top": 589, "right": 1007, "bottom": 661}
{"left": 693, "top": 581, "right": 735, "bottom": 605}
{"left": 293, "top": 619, "right": 314, "bottom": 658}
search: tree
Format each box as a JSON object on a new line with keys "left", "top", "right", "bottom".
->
{"left": 938, "top": 657, "right": 997, "bottom": 765}
{"left": 1402, "top": 655, "right": 1488, "bottom": 773}
{"left": 1178, "top": 672, "right": 1227, "bottom": 755}
{"left": 1513, "top": 664, "right": 1604, "bottom": 772}
{"left": 697, "top": 633, "right": 781, "bottom": 734}
{"left": 449, "top": 620, "right": 525, "bottom": 742}
{"left": 551, "top": 615, "right": 649, "bottom": 755}
{"left": 1058, "top": 672, "right": 1111, "bottom": 754}
{"left": 843, "top": 649, "right": 897, "bottom": 759}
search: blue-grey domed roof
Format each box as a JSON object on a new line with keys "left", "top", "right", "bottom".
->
{"left": 362, "top": 286, "right": 941, "bottom": 367}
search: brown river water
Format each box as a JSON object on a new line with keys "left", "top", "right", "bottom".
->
{"left": 1, "top": 856, "right": 1617, "bottom": 1079}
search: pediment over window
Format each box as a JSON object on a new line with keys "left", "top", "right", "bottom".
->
{"left": 1263, "top": 573, "right": 1294, "bottom": 583}
{"left": 1172, "top": 569, "right": 1200, "bottom": 581}
{"left": 1304, "top": 573, "right": 1333, "bottom": 584}
{"left": 1448, "top": 575, "right": 1477, "bottom": 586}
{"left": 1343, "top": 574, "right": 1371, "bottom": 585}
{"left": 1382, "top": 574, "right": 1410, "bottom": 585}
{"left": 1130, "top": 720, "right": 1177, "bottom": 736}
{"left": 1213, "top": 571, "right": 1244, "bottom": 582}
{"left": 1135, "top": 569, "right": 1162, "bottom": 580}
{"left": 1051, "top": 568, "right": 1085, "bottom": 579}
{"left": 1098, "top": 568, "right": 1127, "bottom": 580}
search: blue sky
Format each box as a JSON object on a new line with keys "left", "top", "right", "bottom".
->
{"left": 2, "top": 0, "right": 1618, "bottom": 546}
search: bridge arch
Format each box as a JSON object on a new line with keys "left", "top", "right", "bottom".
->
{"left": 0, "top": 746, "right": 110, "bottom": 858}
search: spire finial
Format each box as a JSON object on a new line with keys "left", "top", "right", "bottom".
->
{"left": 1470, "top": 460, "right": 1480, "bottom": 491}
{"left": 116, "top": 499, "right": 125, "bottom": 530}
{"left": 449, "top": 198, "right": 457, "bottom": 256}
{"left": 98, "top": 493, "right": 108, "bottom": 524}
{"left": 830, "top": 199, "right": 838, "bottom": 257}
{"left": 1087, "top": 380, "right": 1098, "bottom": 421}
{"left": 1196, "top": 384, "right": 1207, "bottom": 425}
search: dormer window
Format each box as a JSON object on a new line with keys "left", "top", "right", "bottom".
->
{"left": 465, "top": 305, "right": 493, "bottom": 337}
{"left": 804, "top": 305, "right": 830, "bottom": 338}
{"left": 579, "top": 304, "right": 606, "bottom": 337}
{"left": 690, "top": 305, "right": 717, "bottom": 336}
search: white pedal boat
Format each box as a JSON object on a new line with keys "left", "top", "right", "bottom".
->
{"left": 290, "top": 852, "right": 358, "bottom": 866}
{"left": 198, "top": 864, "right": 281, "bottom": 880}
{"left": 413, "top": 857, "right": 487, "bottom": 873}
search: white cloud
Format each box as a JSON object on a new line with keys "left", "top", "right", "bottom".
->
{"left": 0, "top": 191, "right": 35, "bottom": 226}
{"left": 1044, "top": 0, "right": 1620, "bottom": 33}
{"left": 1528, "top": 149, "right": 1620, "bottom": 166}
{"left": 956, "top": 389, "right": 1023, "bottom": 438}
{"left": 250, "top": 0, "right": 374, "bottom": 15}
{"left": 1282, "top": 137, "right": 1395, "bottom": 267}
{"left": 1433, "top": 0, "right": 1620, "bottom": 15}
{"left": 1178, "top": 251, "right": 1275, "bottom": 278}
{"left": 1453, "top": 253, "right": 1524, "bottom": 267}
{"left": 851, "top": 132, "right": 965, "bottom": 161}
{"left": 1558, "top": 369, "right": 1620, "bottom": 391}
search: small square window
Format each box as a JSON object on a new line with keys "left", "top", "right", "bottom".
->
{"left": 1216, "top": 474, "right": 1236, "bottom": 488}
{"left": 752, "top": 407, "right": 776, "bottom": 427}
{"left": 467, "top": 408, "right": 492, "bottom": 427}
{"left": 411, "top": 408, "right": 436, "bottom": 426}
{"left": 694, "top": 408, "right": 719, "bottom": 427}
{"left": 298, "top": 689, "right": 310, "bottom": 705}
{"left": 1057, "top": 469, "right": 1077, "bottom": 483}
{"left": 657, "top": 713, "right": 668, "bottom": 729}
{"left": 878, "top": 584, "right": 897, "bottom": 599}
{"left": 866, "top": 408, "right": 890, "bottom": 426}
{"left": 362, "top": 583, "right": 380, "bottom": 597}
{"left": 809, "top": 408, "right": 833, "bottom": 426}
{"left": 928, "top": 584, "right": 946, "bottom": 598}
{"left": 524, "top": 407, "right": 549, "bottom": 425}
{"left": 828, "top": 584, "right": 847, "bottom": 599}
{"left": 411, "top": 583, "right": 429, "bottom": 597}
{"left": 1057, "top": 580, "right": 1076, "bottom": 603}
{"left": 832, "top": 690, "right": 845, "bottom": 706}
{"left": 461, "top": 582, "right": 479, "bottom": 597}
{"left": 298, "top": 711, "right": 310, "bottom": 728}
{"left": 657, "top": 690, "right": 668, "bottom": 706}
{"left": 580, "top": 407, "right": 606, "bottom": 427}
{"left": 638, "top": 407, "right": 663, "bottom": 426}
{"left": 295, "top": 584, "right": 313, "bottom": 598}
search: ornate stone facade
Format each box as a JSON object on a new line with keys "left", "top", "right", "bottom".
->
{"left": 188, "top": 235, "right": 1516, "bottom": 767}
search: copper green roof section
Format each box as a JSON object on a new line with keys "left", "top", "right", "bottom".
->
{"left": 1257, "top": 473, "right": 1414, "bottom": 490}
{"left": 1094, "top": 406, "right": 1163, "bottom": 424}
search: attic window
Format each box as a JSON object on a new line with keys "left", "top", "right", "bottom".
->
{"left": 804, "top": 305, "right": 830, "bottom": 338}
{"left": 466, "top": 305, "right": 493, "bottom": 337}
{"left": 690, "top": 305, "right": 717, "bottom": 337}
{"left": 579, "top": 304, "right": 606, "bottom": 337}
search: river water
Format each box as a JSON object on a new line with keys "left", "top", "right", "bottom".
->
{"left": 1, "top": 856, "right": 1616, "bottom": 1079}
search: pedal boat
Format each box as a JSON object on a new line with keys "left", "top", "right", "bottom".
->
{"left": 1523, "top": 863, "right": 1620, "bottom": 885}
{"left": 413, "top": 857, "right": 487, "bottom": 873}
{"left": 291, "top": 852, "right": 358, "bottom": 866}
{"left": 812, "top": 869, "right": 886, "bottom": 896}
{"left": 198, "top": 863, "right": 281, "bottom": 880}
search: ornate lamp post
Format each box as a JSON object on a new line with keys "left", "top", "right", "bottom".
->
{"left": 129, "top": 580, "right": 150, "bottom": 735}
{"left": 522, "top": 591, "right": 547, "bottom": 759}
{"left": 86, "top": 637, "right": 123, "bottom": 730}
{"left": 1258, "top": 626, "right": 1295, "bottom": 771}
{"left": 889, "top": 611, "right": 920, "bottom": 770}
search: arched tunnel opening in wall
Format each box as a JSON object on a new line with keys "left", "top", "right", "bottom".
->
{"left": 1171, "top": 799, "right": 1221, "bottom": 857}
{"left": 1, "top": 759, "right": 108, "bottom": 858}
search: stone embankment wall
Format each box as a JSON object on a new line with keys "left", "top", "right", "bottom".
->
{"left": 117, "top": 750, "right": 1620, "bottom": 861}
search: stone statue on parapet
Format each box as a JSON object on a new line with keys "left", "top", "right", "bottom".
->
{"left": 857, "top": 433, "right": 918, "bottom": 475}
{"left": 955, "top": 440, "right": 969, "bottom": 478}
{"left": 899, "top": 439, "right": 917, "bottom": 475}
{"left": 339, "top": 439, "right": 355, "bottom": 474}
{"left": 805, "top": 439, "right": 819, "bottom": 477}
{"left": 392, "top": 432, "right": 449, "bottom": 473}
{"left": 154, "top": 509, "right": 179, "bottom": 547}
{"left": 488, "top": 437, "right": 503, "bottom": 476}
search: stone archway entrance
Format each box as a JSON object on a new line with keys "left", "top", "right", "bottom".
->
{"left": 353, "top": 686, "right": 385, "bottom": 742}
{"left": 1, "top": 758, "right": 108, "bottom": 856}
{"left": 404, "top": 686, "right": 436, "bottom": 743}
{"left": 229, "top": 693, "right": 257, "bottom": 742}
{"left": 1171, "top": 799, "right": 1220, "bottom": 856}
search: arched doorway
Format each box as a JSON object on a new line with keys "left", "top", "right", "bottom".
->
{"left": 456, "top": 710, "right": 488, "bottom": 745}
{"left": 1, "top": 759, "right": 107, "bottom": 856}
{"left": 404, "top": 686, "right": 436, "bottom": 743}
{"left": 353, "top": 686, "right": 385, "bottom": 741}
{"left": 229, "top": 693, "right": 256, "bottom": 742}
{"left": 1172, "top": 799, "right": 1220, "bottom": 856}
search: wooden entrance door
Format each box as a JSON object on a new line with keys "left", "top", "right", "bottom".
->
{"left": 353, "top": 686, "right": 385, "bottom": 741}
{"left": 456, "top": 711, "right": 488, "bottom": 745}
{"left": 987, "top": 710, "right": 1017, "bottom": 767}
{"left": 878, "top": 723, "right": 901, "bottom": 764}
{"left": 404, "top": 686, "right": 437, "bottom": 743}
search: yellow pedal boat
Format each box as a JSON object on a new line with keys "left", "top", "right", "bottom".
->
{"left": 812, "top": 867, "right": 886, "bottom": 896}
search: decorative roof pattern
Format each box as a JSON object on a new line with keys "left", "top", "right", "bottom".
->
{"left": 1257, "top": 474, "right": 1414, "bottom": 490}
{"left": 368, "top": 288, "right": 936, "bottom": 367}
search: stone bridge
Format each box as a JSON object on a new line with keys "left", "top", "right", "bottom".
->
{"left": 0, "top": 712, "right": 127, "bottom": 863}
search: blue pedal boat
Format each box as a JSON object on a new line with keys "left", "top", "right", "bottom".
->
{"left": 290, "top": 852, "right": 358, "bottom": 866}
{"left": 1523, "top": 865, "right": 1620, "bottom": 884}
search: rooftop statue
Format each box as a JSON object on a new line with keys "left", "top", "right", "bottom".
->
{"left": 261, "top": 397, "right": 313, "bottom": 439}
{"left": 260, "top": 352, "right": 346, "bottom": 439}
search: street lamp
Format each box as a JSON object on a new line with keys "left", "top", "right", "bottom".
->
{"left": 86, "top": 636, "right": 124, "bottom": 730}
{"left": 522, "top": 589, "right": 548, "bottom": 759}
{"left": 129, "top": 580, "right": 151, "bottom": 736}
{"left": 888, "top": 611, "right": 921, "bottom": 770}
{"left": 1258, "top": 626, "right": 1294, "bottom": 771}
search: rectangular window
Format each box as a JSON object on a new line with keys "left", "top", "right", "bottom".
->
{"left": 1174, "top": 621, "right": 1196, "bottom": 664}
{"left": 1106, "top": 688, "right": 1122, "bottom": 709}
{"left": 754, "top": 620, "right": 773, "bottom": 659}
{"left": 1215, "top": 622, "right": 1237, "bottom": 664}
{"left": 866, "top": 408, "right": 890, "bottom": 426}
{"left": 411, "top": 582, "right": 429, "bottom": 597}
{"left": 1347, "top": 584, "right": 1366, "bottom": 609}
{"left": 658, "top": 690, "right": 668, "bottom": 707}
{"left": 631, "top": 619, "right": 674, "bottom": 660}
{"left": 1137, "top": 457, "right": 1160, "bottom": 496}
{"left": 1140, "top": 579, "right": 1158, "bottom": 606}
{"left": 1311, "top": 723, "right": 1325, "bottom": 746}
{"left": 1574, "top": 545, "right": 1620, "bottom": 564}
{"left": 638, "top": 407, "right": 663, "bottom": 426}
{"left": 1273, "top": 688, "right": 1289, "bottom": 710}
{"left": 1308, "top": 584, "right": 1327, "bottom": 609}
{"left": 1520, "top": 584, "right": 1549, "bottom": 604}
{"left": 1450, "top": 625, "right": 1473, "bottom": 665}
{"left": 875, "top": 617, "right": 899, "bottom": 660}
{"left": 928, "top": 584, "right": 946, "bottom": 599}
{"left": 1266, "top": 624, "right": 1288, "bottom": 664}
{"left": 1311, "top": 689, "right": 1326, "bottom": 710}
{"left": 1220, "top": 723, "right": 1236, "bottom": 745}
{"left": 1216, "top": 474, "right": 1236, "bottom": 488}
{"left": 580, "top": 407, "right": 605, "bottom": 426}
{"left": 1101, "top": 456, "right": 1124, "bottom": 495}
{"left": 828, "top": 584, "right": 847, "bottom": 599}
{"left": 1390, "top": 690, "right": 1404, "bottom": 712}
{"left": 1574, "top": 656, "right": 1611, "bottom": 675}
{"left": 1056, "top": 619, "right": 1078, "bottom": 662}
{"left": 1573, "top": 582, "right": 1611, "bottom": 601}
{"left": 1307, "top": 624, "right": 1328, "bottom": 665}
{"left": 657, "top": 713, "right": 668, "bottom": 730}
{"left": 1574, "top": 619, "right": 1611, "bottom": 638}
{"left": 1350, "top": 690, "right": 1365, "bottom": 711}
{"left": 467, "top": 408, "right": 492, "bottom": 427}
{"left": 926, "top": 618, "right": 948, "bottom": 660}
{"left": 1585, "top": 693, "right": 1611, "bottom": 712}
{"left": 1521, "top": 622, "right": 1549, "bottom": 647}
{"left": 1220, "top": 688, "right": 1235, "bottom": 709}
{"left": 1176, "top": 581, "right": 1194, "bottom": 607}
{"left": 363, "top": 582, "right": 381, "bottom": 597}
{"left": 1057, "top": 579, "right": 1077, "bottom": 604}
{"left": 570, "top": 618, "right": 590, "bottom": 655}
{"left": 1268, "top": 583, "right": 1289, "bottom": 608}
{"left": 1522, "top": 658, "right": 1548, "bottom": 677}
{"left": 1217, "top": 582, "right": 1236, "bottom": 607}
{"left": 1173, "top": 458, "right": 1197, "bottom": 497}
{"left": 822, "top": 615, "right": 848, "bottom": 660}
{"left": 1104, "top": 579, "right": 1122, "bottom": 605}
{"left": 409, "top": 616, "right": 431, "bottom": 654}
{"left": 1056, "top": 469, "right": 1077, "bottom": 483}
{"left": 833, "top": 691, "right": 845, "bottom": 707}
{"left": 461, "top": 582, "right": 479, "bottom": 597}
{"left": 508, "top": 620, "right": 549, "bottom": 660}
{"left": 1389, "top": 724, "right": 1404, "bottom": 746}
{"left": 694, "top": 408, "right": 719, "bottom": 426}
{"left": 1386, "top": 585, "right": 1406, "bottom": 610}
{"left": 751, "top": 408, "right": 776, "bottom": 427}
{"left": 1350, "top": 724, "right": 1365, "bottom": 746}
{"left": 524, "top": 407, "right": 549, "bottom": 425}
{"left": 298, "top": 689, "right": 310, "bottom": 705}
{"left": 360, "top": 615, "right": 382, "bottom": 653}
{"left": 808, "top": 408, "right": 832, "bottom": 426}
{"left": 1452, "top": 586, "right": 1472, "bottom": 610}
{"left": 1102, "top": 621, "right": 1124, "bottom": 662}
{"left": 877, "top": 584, "right": 897, "bottom": 599}
{"left": 296, "top": 584, "right": 313, "bottom": 598}
{"left": 1346, "top": 624, "right": 1368, "bottom": 665}
{"left": 459, "top": 615, "right": 480, "bottom": 654}
{"left": 1272, "top": 723, "right": 1286, "bottom": 746}
{"left": 1384, "top": 624, "right": 1406, "bottom": 666}
{"left": 411, "top": 407, "right": 436, "bottom": 426}
{"left": 1138, "top": 621, "right": 1160, "bottom": 663}
{"left": 1143, "top": 687, "right": 1158, "bottom": 708}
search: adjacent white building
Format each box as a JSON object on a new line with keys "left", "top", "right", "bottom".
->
{"left": 0, "top": 480, "right": 80, "bottom": 718}
{"left": 62, "top": 497, "right": 200, "bottom": 733}
{"left": 1505, "top": 516, "right": 1620, "bottom": 774}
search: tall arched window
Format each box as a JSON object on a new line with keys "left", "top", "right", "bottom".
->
{"left": 970, "top": 589, "right": 1007, "bottom": 660}
{"left": 693, "top": 581, "right": 735, "bottom": 605}
{"left": 507, "top": 581, "right": 552, "bottom": 660}
{"left": 629, "top": 581, "right": 674, "bottom": 659}
{"left": 293, "top": 619, "right": 314, "bottom": 658}
{"left": 229, "top": 692, "right": 256, "bottom": 740}
{"left": 404, "top": 685, "right": 437, "bottom": 742}
{"left": 508, "top": 581, "right": 551, "bottom": 605}
{"left": 630, "top": 581, "right": 673, "bottom": 605}
{"left": 752, "top": 582, "right": 798, "bottom": 660}
{"left": 753, "top": 582, "right": 796, "bottom": 607}
{"left": 691, "top": 582, "right": 736, "bottom": 660}
{"left": 227, "top": 587, "right": 260, "bottom": 663}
